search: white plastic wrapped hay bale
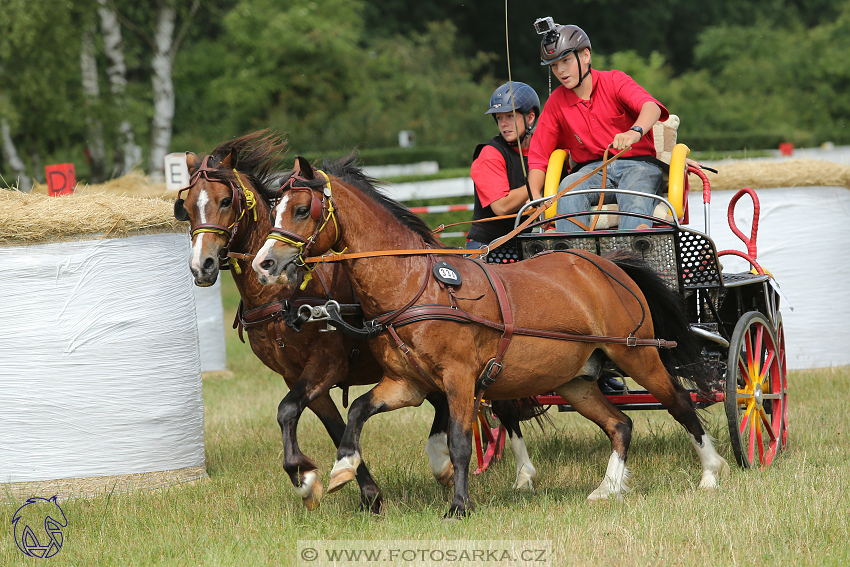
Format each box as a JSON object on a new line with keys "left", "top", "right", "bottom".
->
{"left": 0, "top": 191, "right": 207, "bottom": 499}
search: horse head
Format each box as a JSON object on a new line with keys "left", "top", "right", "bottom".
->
{"left": 175, "top": 148, "right": 251, "bottom": 286}
{"left": 253, "top": 155, "right": 341, "bottom": 286}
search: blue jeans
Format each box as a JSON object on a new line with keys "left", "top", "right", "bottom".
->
{"left": 465, "top": 239, "right": 488, "bottom": 250}
{"left": 555, "top": 160, "right": 664, "bottom": 232}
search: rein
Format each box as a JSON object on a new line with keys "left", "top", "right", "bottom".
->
{"left": 297, "top": 147, "right": 631, "bottom": 265}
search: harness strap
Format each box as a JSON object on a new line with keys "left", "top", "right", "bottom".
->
{"left": 386, "top": 305, "right": 676, "bottom": 349}
{"left": 386, "top": 325, "right": 443, "bottom": 392}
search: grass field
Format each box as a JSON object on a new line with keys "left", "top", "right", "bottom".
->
{"left": 2, "top": 275, "right": 848, "bottom": 566}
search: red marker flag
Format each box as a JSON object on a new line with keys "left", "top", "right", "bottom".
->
{"left": 45, "top": 163, "right": 77, "bottom": 196}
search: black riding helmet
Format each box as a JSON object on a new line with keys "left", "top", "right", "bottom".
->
{"left": 539, "top": 24, "right": 592, "bottom": 88}
{"left": 485, "top": 81, "right": 541, "bottom": 146}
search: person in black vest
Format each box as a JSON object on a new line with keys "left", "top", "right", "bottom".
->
{"left": 466, "top": 82, "right": 541, "bottom": 250}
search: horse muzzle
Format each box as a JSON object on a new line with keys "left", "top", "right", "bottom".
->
{"left": 252, "top": 245, "right": 299, "bottom": 286}
{"left": 190, "top": 255, "right": 220, "bottom": 287}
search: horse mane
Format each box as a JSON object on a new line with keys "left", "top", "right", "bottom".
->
{"left": 200, "top": 129, "right": 288, "bottom": 194}
{"left": 257, "top": 151, "right": 443, "bottom": 248}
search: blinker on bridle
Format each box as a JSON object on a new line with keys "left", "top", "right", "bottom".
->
{"left": 266, "top": 169, "right": 344, "bottom": 290}
{"left": 175, "top": 154, "right": 258, "bottom": 273}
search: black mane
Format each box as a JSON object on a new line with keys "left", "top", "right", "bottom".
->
{"left": 258, "top": 151, "right": 442, "bottom": 248}
{"left": 197, "top": 129, "right": 288, "bottom": 194}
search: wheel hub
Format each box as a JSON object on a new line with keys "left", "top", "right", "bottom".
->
{"left": 753, "top": 383, "right": 764, "bottom": 408}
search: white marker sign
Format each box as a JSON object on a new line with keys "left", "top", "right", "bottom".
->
{"left": 164, "top": 152, "right": 191, "bottom": 191}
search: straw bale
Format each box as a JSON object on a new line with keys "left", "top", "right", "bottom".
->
{"left": 1, "top": 189, "right": 186, "bottom": 246}
{"left": 694, "top": 158, "right": 850, "bottom": 191}
{"left": 29, "top": 169, "right": 172, "bottom": 199}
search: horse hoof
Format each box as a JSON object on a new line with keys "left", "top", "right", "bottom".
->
{"left": 327, "top": 469, "right": 355, "bottom": 494}
{"left": 298, "top": 471, "right": 323, "bottom": 510}
{"left": 327, "top": 453, "right": 361, "bottom": 494}
{"left": 302, "top": 479, "right": 323, "bottom": 510}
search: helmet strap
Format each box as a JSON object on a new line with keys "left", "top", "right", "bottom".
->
{"left": 574, "top": 51, "right": 592, "bottom": 88}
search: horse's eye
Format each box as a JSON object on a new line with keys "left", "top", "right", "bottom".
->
{"left": 220, "top": 197, "right": 232, "bottom": 208}
{"left": 295, "top": 206, "right": 310, "bottom": 218}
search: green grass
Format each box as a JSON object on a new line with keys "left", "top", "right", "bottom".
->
{"left": 2, "top": 276, "right": 848, "bottom": 566}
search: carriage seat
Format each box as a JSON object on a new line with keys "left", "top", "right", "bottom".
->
{"left": 551, "top": 115, "right": 684, "bottom": 229}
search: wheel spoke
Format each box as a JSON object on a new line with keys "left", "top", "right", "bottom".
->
{"left": 737, "top": 355, "right": 753, "bottom": 388}
{"left": 740, "top": 402, "right": 754, "bottom": 435}
{"left": 757, "top": 349, "right": 776, "bottom": 387}
{"left": 748, "top": 408, "right": 757, "bottom": 464}
{"left": 756, "top": 414, "right": 765, "bottom": 465}
{"left": 758, "top": 407, "right": 778, "bottom": 443}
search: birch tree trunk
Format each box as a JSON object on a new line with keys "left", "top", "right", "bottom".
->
{"left": 98, "top": 0, "right": 141, "bottom": 177}
{"left": 1, "top": 118, "right": 32, "bottom": 192}
{"left": 148, "top": 2, "right": 176, "bottom": 180}
{"left": 81, "top": 25, "right": 107, "bottom": 183}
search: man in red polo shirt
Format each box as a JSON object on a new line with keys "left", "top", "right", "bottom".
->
{"left": 527, "top": 21, "right": 669, "bottom": 232}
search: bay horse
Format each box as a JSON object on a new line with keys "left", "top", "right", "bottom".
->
{"left": 251, "top": 153, "right": 730, "bottom": 517}
{"left": 175, "top": 132, "right": 540, "bottom": 513}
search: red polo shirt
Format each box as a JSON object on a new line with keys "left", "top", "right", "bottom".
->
{"left": 471, "top": 144, "right": 529, "bottom": 208}
{"left": 528, "top": 68, "right": 669, "bottom": 172}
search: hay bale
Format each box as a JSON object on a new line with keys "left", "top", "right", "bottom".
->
{"left": 0, "top": 188, "right": 213, "bottom": 497}
{"left": 29, "top": 169, "right": 170, "bottom": 198}
{"left": 694, "top": 158, "right": 850, "bottom": 191}
{"left": 0, "top": 190, "right": 183, "bottom": 247}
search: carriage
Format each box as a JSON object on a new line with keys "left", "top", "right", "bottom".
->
{"left": 179, "top": 131, "right": 787, "bottom": 516}
{"left": 473, "top": 144, "right": 788, "bottom": 473}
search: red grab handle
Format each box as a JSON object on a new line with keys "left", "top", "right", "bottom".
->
{"left": 727, "top": 187, "right": 760, "bottom": 259}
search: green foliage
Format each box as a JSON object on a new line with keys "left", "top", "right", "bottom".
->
{"left": 6, "top": 0, "right": 850, "bottom": 184}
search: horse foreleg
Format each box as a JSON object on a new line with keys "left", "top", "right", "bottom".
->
{"left": 490, "top": 400, "right": 537, "bottom": 491}
{"left": 425, "top": 393, "right": 454, "bottom": 487}
{"left": 277, "top": 383, "right": 325, "bottom": 510}
{"left": 615, "top": 351, "right": 730, "bottom": 489}
{"left": 327, "top": 378, "right": 425, "bottom": 497}
{"left": 303, "top": 392, "right": 384, "bottom": 513}
{"left": 555, "top": 378, "right": 633, "bottom": 501}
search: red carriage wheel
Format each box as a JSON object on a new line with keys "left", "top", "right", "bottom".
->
{"left": 725, "top": 311, "right": 786, "bottom": 469}
{"left": 775, "top": 312, "right": 788, "bottom": 451}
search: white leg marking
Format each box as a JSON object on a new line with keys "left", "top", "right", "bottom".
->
{"left": 298, "top": 470, "right": 319, "bottom": 498}
{"left": 330, "top": 452, "right": 361, "bottom": 478}
{"left": 509, "top": 433, "right": 537, "bottom": 491}
{"left": 690, "top": 434, "right": 730, "bottom": 489}
{"left": 426, "top": 433, "right": 453, "bottom": 485}
{"left": 587, "top": 451, "right": 631, "bottom": 501}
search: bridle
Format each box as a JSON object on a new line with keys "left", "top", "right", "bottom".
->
{"left": 265, "top": 165, "right": 343, "bottom": 289}
{"left": 175, "top": 154, "right": 258, "bottom": 273}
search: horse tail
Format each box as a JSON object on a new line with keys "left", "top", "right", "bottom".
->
{"left": 603, "top": 250, "right": 710, "bottom": 392}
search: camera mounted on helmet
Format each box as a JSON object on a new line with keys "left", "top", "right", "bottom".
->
{"left": 535, "top": 18, "right": 593, "bottom": 87}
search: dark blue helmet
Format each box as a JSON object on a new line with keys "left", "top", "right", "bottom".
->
{"left": 485, "top": 82, "right": 540, "bottom": 118}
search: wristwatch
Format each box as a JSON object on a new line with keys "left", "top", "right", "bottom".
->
{"left": 630, "top": 126, "right": 644, "bottom": 138}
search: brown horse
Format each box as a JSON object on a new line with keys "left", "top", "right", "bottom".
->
{"left": 176, "top": 132, "right": 541, "bottom": 513}
{"left": 252, "top": 154, "right": 730, "bottom": 517}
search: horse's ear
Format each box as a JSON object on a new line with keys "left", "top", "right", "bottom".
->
{"left": 228, "top": 147, "right": 238, "bottom": 170}
{"left": 296, "top": 156, "right": 314, "bottom": 179}
{"left": 186, "top": 152, "right": 198, "bottom": 172}
{"left": 220, "top": 151, "right": 233, "bottom": 169}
